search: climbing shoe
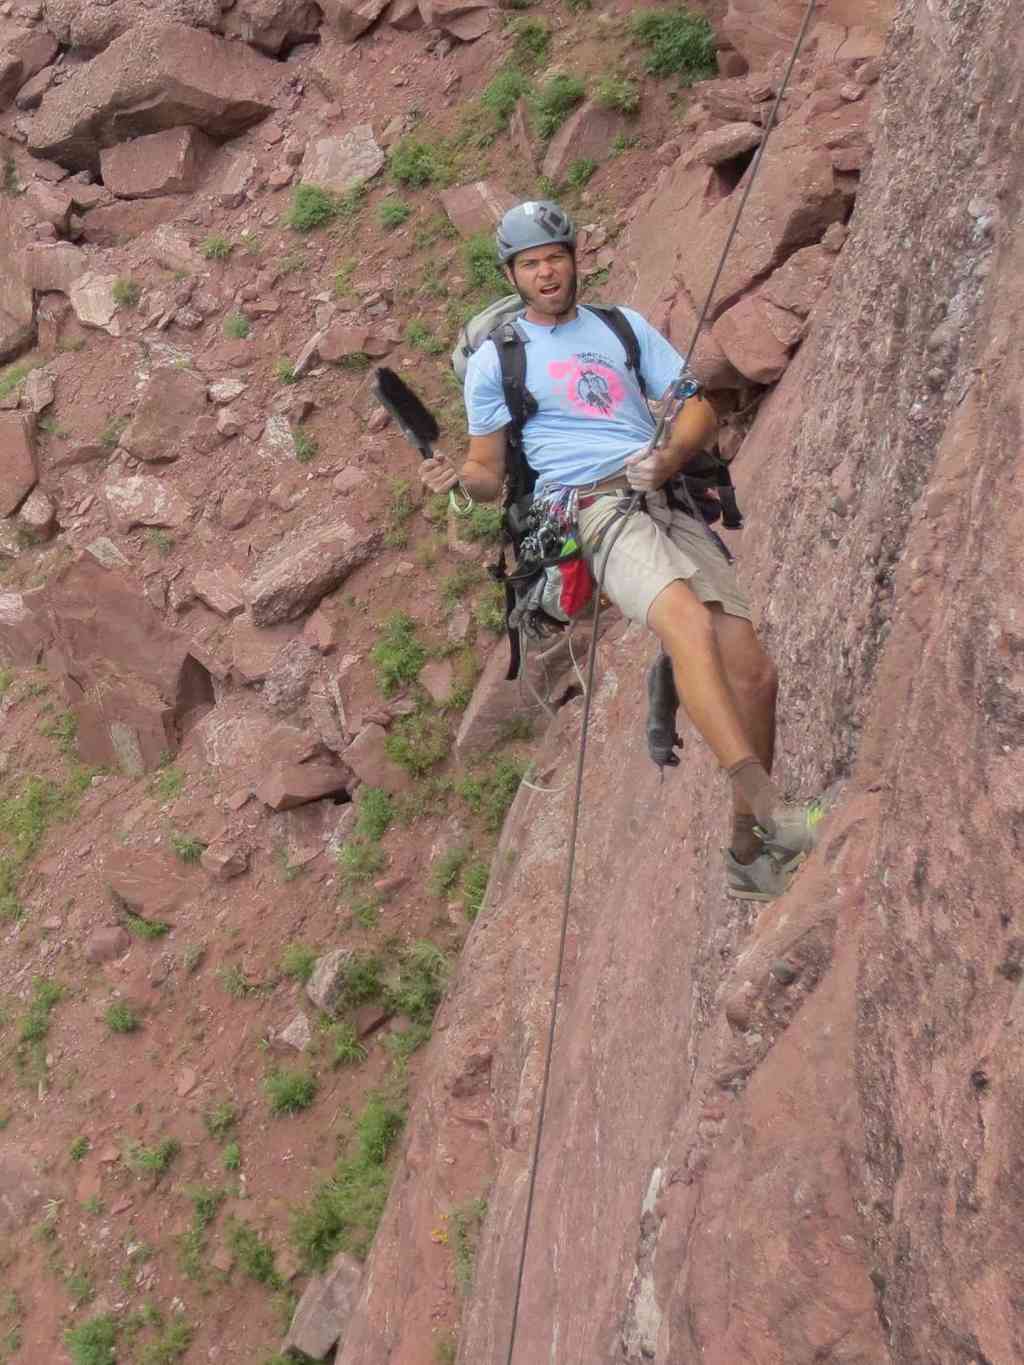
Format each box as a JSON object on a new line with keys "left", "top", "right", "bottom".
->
{"left": 646, "top": 650, "right": 682, "bottom": 770}
{"left": 724, "top": 848, "right": 799, "bottom": 902}
{"left": 757, "top": 786, "right": 838, "bottom": 863}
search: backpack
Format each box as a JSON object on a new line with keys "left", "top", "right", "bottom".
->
{"left": 454, "top": 301, "right": 743, "bottom": 678}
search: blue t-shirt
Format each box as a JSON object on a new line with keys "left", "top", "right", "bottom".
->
{"left": 464, "top": 306, "right": 685, "bottom": 489}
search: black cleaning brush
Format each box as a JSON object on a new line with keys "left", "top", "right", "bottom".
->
{"left": 374, "top": 367, "right": 440, "bottom": 459}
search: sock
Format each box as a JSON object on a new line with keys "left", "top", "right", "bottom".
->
{"left": 726, "top": 757, "right": 783, "bottom": 833}
{"left": 730, "top": 813, "right": 761, "bottom": 865}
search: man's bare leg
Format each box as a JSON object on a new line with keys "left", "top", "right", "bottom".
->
{"left": 709, "top": 606, "right": 778, "bottom": 861}
{"left": 646, "top": 579, "right": 785, "bottom": 836}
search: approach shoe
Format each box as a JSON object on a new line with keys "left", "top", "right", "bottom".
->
{"left": 724, "top": 848, "right": 799, "bottom": 902}
{"left": 757, "top": 784, "right": 839, "bottom": 864}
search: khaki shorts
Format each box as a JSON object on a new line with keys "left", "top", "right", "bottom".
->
{"left": 576, "top": 489, "right": 752, "bottom": 625}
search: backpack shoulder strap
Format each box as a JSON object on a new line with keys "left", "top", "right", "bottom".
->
{"left": 585, "top": 304, "right": 647, "bottom": 396}
{"left": 491, "top": 319, "right": 536, "bottom": 432}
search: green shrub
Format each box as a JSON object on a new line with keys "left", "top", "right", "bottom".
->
{"left": 280, "top": 943, "right": 318, "bottom": 984}
{"left": 379, "top": 197, "right": 412, "bottom": 230}
{"left": 629, "top": 7, "right": 717, "bottom": 80}
{"left": 458, "top": 503, "right": 503, "bottom": 543}
{"left": 566, "top": 158, "right": 597, "bottom": 190}
{"left": 126, "top": 1138, "right": 180, "bottom": 1178}
{"left": 385, "top": 941, "right": 450, "bottom": 1024}
{"left": 532, "top": 74, "right": 586, "bottom": 139}
{"left": 70, "top": 1136, "right": 90, "bottom": 1162}
{"left": 293, "top": 426, "right": 318, "bottom": 462}
{"left": 65, "top": 1314, "right": 118, "bottom": 1365}
{"left": 170, "top": 831, "right": 205, "bottom": 864}
{"left": 391, "top": 137, "right": 441, "bottom": 187}
{"left": 222, "top": 1141, "right": 241, "bottom": 1171}
{"left": 200, "top": 234, "right": 232, "bottom": 260}
{"left": 456, "top": 757, "right": 526, "bottom": 832}
{"left": 137, "top": 1315, "right": 192, "bottom": 1365}
{"left": 462, "top": 861, "right": 490, "bottom": 920}
{"left": 265, "top": 1068, "right": 318, "bottom": 1116}
{"left": 19, "top": 977, "right": 62, "bottom": 1044}
{"left": 479, "top": 66, "right": 533, "bottom": 129}
{"left": 290, "top": 1092, "right": 406, "bottom": 1268}
{"left": 112, "top": 278, "right": 141, "bottom": 308}
{"left": 508, "top": 17, "right": 550, "bottom": 68}
{"left": 285, "top": 183, "right": 337, "bottom": 232}
{"left": 124, "top": 912, "right": 169, "bottom": 940}
{"left": 384, "top": 708, "right": 450, "bottom": 777}
{"left": 0, "top": 360, "right": 34, "bottom": 401}
{"left": 355, "top": 788, "right": 395, "bottom": 841}
{"left": 105, "top": 1002, "right": 140, "bottom": 1034}
{"left": 337, "top": 838, "right": 386, "bottom": 890}
{"left": 330, "top": 1022, "right": 367, "bottom": 1068}
{"left": 371, "top": 612, "right": 426, "bottom": 696}
{"left": 339, "top": 952, "right": 385, "bottom": 1007}
{"left": 463, "top": 233, "right": 508, "bottom": 298}
{"left": 430, "top": 846, "right": 467, "bottom": 897}
{"left": 595, "top": 74, "right": 641, "bottom": 113}
{"left": 450, "top": 1196, "right": 488, "bottom": 1294}
{"left": 475, "top": 581, "right": 506, "bottom": 634}
{"left": 274, "top": 357, "right": 298, "bottom": 385}
{"left": 226, "top": 1217, "right": 281, "bottom": 1286}
{"left": 223, "top": 311, "right": 251, "bottom": 339}
{"left": 405, "top": 319, "right": 445, "bottom": 355}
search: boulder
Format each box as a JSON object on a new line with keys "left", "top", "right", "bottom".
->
{"left": 212, "top": 150, "right": 256, "bottom": 209}
{"left": 384, "top": 0, "right": 423, "bottom": 30}
{"left": 192, "top": 567, "right": 246, "bottom": 618}
{"left": 722, "top": 0, "right": 890, "bottom": 69}
{"left": 24, "top": 182, "right": 73, "bottom": 235}
{"left": 306, "top": 946, "right": 352, "bottom": 1012}
{"left": 78, "top": 197, "right": 184, "bottom": 246}
{"left": 222, "top": 0, "right": 322, "bottom": 54}
{"left": 283, "top": 1251, "right": 362, "bottom": 1359}
{"left": 23, "top": 242, "right": 89, "bottom": 295}
{"left": 106, "top": 846, "right": 198, "bottom": 922}
{"left": 40, "top": 0, "right": 222, "bottom": 52}
{"left": 0, "top": 589, "right": 46, "bottom": 666}
{"left": 275, "top": 1011, "right": 313, "bottom": 1052}
{"left": 104, "top": 476, "right": 193, "bottom": 533}
{"left": 264, "top": 639, "right": 320, "bottom": 710}
{"left": 256, "top": 758, "right": 351, "bottom": 810}
{"left": 0, "top": 411, "right": 37, "bottom": 516}
{"left": 243, "top": 518, "right": 382, "bottom": 626}
{"left": 17, "top": 487, "right": 57, "bottom": 540}
{"left": 15, "top": 64, "right": 57, "bottom": 112}
{"left": 319, "top": 323, "right": 391, "bottom": 363}
{"left": 682, "top": 121, "right": 763, "bottom": 168}
{"left": 121, "top": 366, "right": 208, "bottom": 463}
{"left": 0, "top": 197, "right": 34, "bottom": 363}
{"left": 84, "top": 925, "right": 132, "bottom": 963}
{"left": 440, "top": 180, "right": 516, "bottom": 237}
{"left": 421, "top": 0, "right": 493, "bottom": 40}
{"left": 342, "top": 723, "right": 413, "bottom": 794}
{"left": 712, "top": 293, "right": 793, "bottom": 385}
{"left": 37, "top": 554, "right": 215, "bottom": 772}
{"left": 0, "top": 26, "right": 57, "bottom": 109}
{"left": 29, "top": 22, "right": 279, "bottom": 172}
{"left": 758, "top": 243, "right": 837, "bottom": 320}
{"left": 101, "top": 126, "right": 216, "bottom": 199}
{"left": 677, "top": 128, "right": 847, "bottom": 320}
{"left": 200, "top": 836, "right": 250, "bottom": 880}
{"left": 319, "top": 0, "right": 390, "bottom": 41}
{"left": 300, "top": 125, "right": 385, "bottom": 194}
{"left": 69, "top": 272, "right": 122, "bottom": 334}
{"left": 540, "top": 100, "right": 627, "bottom": 185}
{"left": 22, "top": 368, "right": 55, "bottom": 414}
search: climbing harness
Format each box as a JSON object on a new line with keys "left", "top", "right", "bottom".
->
{"left": 502, "top": 2, "right": 821, "bottom": 1360}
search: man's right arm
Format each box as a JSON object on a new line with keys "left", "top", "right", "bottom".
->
{"left": 419, "top": 427, "right": 507, "bottom": 502}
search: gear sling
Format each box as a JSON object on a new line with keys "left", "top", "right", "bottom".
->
{"left": 486, "top": 304, "right": 743, "bottom": 679}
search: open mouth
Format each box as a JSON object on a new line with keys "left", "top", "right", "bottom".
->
{"left": 539, "top": 283, "right": 562, "bottom": 298}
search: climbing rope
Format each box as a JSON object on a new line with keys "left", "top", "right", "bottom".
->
{"left": 502, "top": 2, "right": 821, "bottom": 1360}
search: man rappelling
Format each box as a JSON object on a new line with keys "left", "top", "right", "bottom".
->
{"left": 420, "top": 199, "right": 831, "bottom": 901}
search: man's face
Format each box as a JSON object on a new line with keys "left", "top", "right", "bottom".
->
{"left": 508, "top": 243, "right": 576, "bottom": 317}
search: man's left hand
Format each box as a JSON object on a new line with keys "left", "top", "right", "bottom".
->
{"left": 624, "top": 446, "right": 678, "bottom": 492}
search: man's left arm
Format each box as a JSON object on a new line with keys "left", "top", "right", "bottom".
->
{"left": 623, "top": 309, "right": 718, "bottom": 490}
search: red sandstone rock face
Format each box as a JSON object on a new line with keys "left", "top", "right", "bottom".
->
{"left": 332, "top": 1, "right": 1024, "bottom": 1360}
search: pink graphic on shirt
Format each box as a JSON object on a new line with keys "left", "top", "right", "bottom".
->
{"left": 549, "top": 359, "right": 626, "bottom": 418}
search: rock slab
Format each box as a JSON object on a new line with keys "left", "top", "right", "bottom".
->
{"left": 284, "top": 1251, "right": 362, "bottom": 1358}
{"left": 101, "top": 126, "right": 216, "bottom": 199}
{"left": 243, "top": 519, "right": 381, "bottom": 625}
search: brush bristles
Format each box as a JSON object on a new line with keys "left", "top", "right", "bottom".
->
{"left": 375, "top": 367, "right": 440, "bottom": 445}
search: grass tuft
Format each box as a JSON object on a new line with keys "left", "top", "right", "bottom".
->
{"left": 371, "top": 612, "right": 426, "bottom": 696}
{"left": 200, "top": 234, "right": 232, "bottom": 260}
{"left": 264, "top": 1068, "right": 318, "bottom": 1116}
{"left": 105, "top": 1002, "right": 140, "bottom": 1034}
{"left": 629, "top": 6, "right": 717, "bottom": 80}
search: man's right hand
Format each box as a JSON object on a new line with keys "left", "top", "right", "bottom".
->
{"left": 420, "top": 452, "right": 460, "bottom": 495}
